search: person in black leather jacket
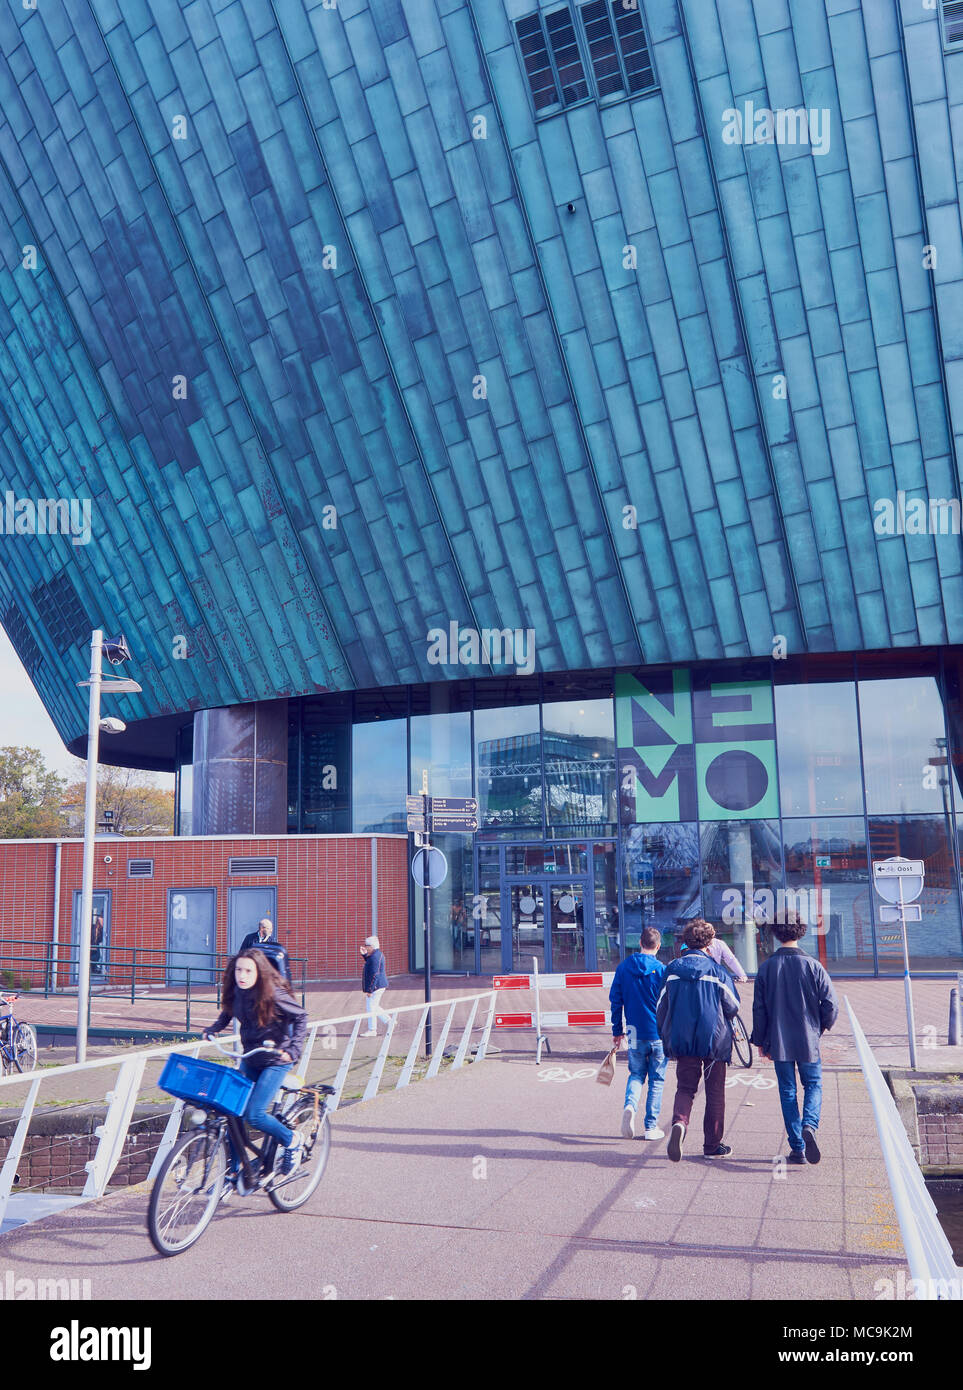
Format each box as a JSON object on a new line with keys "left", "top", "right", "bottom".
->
{"left": 204, "top": 952, "right": 308, "bottom": 1174}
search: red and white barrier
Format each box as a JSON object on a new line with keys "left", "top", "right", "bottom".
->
{"left": 493, "top": 961, "right": 615, "bottom": 1062}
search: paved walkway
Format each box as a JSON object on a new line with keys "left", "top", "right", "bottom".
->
{"left": 0, "top": 1046, "right": 907, "bottom": 1299}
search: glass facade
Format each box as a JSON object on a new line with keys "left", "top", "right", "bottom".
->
{"left": 175, "top": 650, "right": 963, "bottom": 976}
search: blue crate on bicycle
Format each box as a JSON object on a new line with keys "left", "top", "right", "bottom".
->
{"left": 158, "top": 1054, "right": 253, "bottom": 1117}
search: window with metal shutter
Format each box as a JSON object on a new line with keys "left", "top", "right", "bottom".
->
{"left": 611, "top": 1, "right": 655, "bottom": 94}
{"left": 580, "top": 0, "right": 624, "bottom": 98}
{"left": 944, "top": 0, "right": 963, "bottom": 45}
{"left": 545, "top": 7, "right": 590, "bottom": 104}
{"left": 515, "top": 13, "right": 561, "bottom": 112}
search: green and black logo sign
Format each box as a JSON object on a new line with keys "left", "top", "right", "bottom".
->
{"left": 616, "top": 669, "right": 778, "bottom": 822}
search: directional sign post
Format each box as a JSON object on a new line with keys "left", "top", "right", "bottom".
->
{"left": 873, "top": 857, "right": 924, "bottom": 1070}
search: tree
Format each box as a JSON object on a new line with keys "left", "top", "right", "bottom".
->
{"left": 0, "top": 747, "right": 68, "bottom": 838}
{"left": 63, "top": 761, "right": 174, "bottom": 836}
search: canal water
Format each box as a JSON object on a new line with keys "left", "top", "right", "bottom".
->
{"left": 927, "top": 1180, "right": 963, "bottom": 1261}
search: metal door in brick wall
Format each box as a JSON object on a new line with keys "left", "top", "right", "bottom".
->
{"left": 228, "top": 886, "right": 278, "bottom": 957}
{"left": 167, "top": 888, "right": 217, "bottom": 986}
{"left": 69, "top": 890, "right": 110, "bottom": 986}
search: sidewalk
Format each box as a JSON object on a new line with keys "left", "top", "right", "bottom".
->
{"left": 0, "top": 1044, "right": 908, "bottom": 1300}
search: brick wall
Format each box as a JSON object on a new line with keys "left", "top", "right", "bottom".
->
{"left": 918, "top": 1111, "right": 963, "bottom": 1167}
{"left": 0, "top": 834, "right": 409, "bottom": 982}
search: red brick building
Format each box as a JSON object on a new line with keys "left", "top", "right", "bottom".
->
{"left": 0, "top": 834, "right": 408, "bottom": 986}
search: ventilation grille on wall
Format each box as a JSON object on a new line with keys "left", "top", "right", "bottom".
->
{"left": 30, "top": 571, "right": 87, "bottom": 653}
{"left": 517, "top": 3, "right": 656, "bottom": 116}
{"left": 944, "top": 1, "right": 963, "bottom": 46}
{"left": 128, "top": 859, "right": 154, "bottom": 878}
{"left": 3, "top": 603, "right": 43, "bottom": 676}
{"left": 228, "top": 856, "right": 278, "bottom": 875}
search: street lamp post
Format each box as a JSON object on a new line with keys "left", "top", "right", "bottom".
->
{"left": 75, "top": 630, "right": 140, "bottom": 1063}
{"left": 75, "top": 630, "right": 103, "bottom": 1064}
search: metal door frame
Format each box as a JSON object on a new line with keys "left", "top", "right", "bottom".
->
{"left": 501, "top": 871, "right": 593, "bottom": 973}
{"left": 69, "top": 888, "right": 111, "bottom": 986}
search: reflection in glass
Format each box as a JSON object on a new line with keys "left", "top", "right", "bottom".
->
{"left": 782, "top": 817, "right": 872, "bottom": 973}
{"left": 774, "top": 682, "right": 862, "bottom": 815}
{"left": 474, "top": 705, "right": 541, "bottom": 827}
{"left": 593, "top": 842, "right": 620, "bottom": 968}
{"left": 870, "top": 817, "right": 963, "bottom": 970}
{"left": 476, "top": 856, "right": 503, "bottom": 974}
{"left": 412, "top": 835, "right": 474, "bottom": 972}
{"left": 549, "top": 884, "right": 586, "bottom": 972}
{"left": 301, "top": 697, "right": 351, "bottom": 833}
{"left": 352, "top": 719, "right": 407, "bottom": 832}
{"left": 858, "top": 677, "right": 949, "bottom": 815}
{"left": 621, "top": 824, "right": 701, "bottom": 960}
{"left": 511, "top": 883, "right": 545, "bottom": 972}
{"left": 700, "top": 820, "right": 782, "bottom": 971}
{"left": 410, "top": 710, "right": 472, "bottom": 800}
{"left": 505, "top": 843, "right": 588, "bottom": 875}
{"left": 543, "top": 698, "right": 616, "bottom": 827}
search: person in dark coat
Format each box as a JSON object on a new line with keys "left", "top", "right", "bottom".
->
{"left": 239, "top": 918, "right": 291, "bottom": 983}
{"left": 204, "top": 951, "right": 308, "bottom": 1175}
{"left": 751, "top": 916, "right": 838, "bottom": 1165}
{"left": 360, "top": 935, "right": 390, "bottom": 1036}
{"left": 656, "top": 919, "right": 740, "bottom": 1161}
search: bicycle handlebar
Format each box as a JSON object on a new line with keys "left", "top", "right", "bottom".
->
{"left": 203, "top": 1035, "right": 279, "bottom": 1062}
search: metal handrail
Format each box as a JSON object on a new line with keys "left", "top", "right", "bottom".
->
{"left": 0, "top": 989, "right": 497, "bottom": 1229}
{"left": 846, "top": 996, "right": 961, "bottom": 1298}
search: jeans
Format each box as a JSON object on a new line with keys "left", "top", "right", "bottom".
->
{"left": 624, "top": 1042, "right": 667, "bottom": 1131}
{"left": 239, "top": 1060, "right": 293, "bottom": 1149}
{"left": 773, "top": 1060, "right": 822, "bottom": 1152}
{"left": 364, "top": 988, "right": 391, "bottom": 1032}
{"left": 671, "top": 1056, "right": 727, "bottom": 1152}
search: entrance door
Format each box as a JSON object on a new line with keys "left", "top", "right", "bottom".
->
{"left": 228, "top": 887, "right": 277, "bottom": 957}
{"left": 507, "top": 878, "right": 588, "bottom": 973}
{"left": 168, "top": 889, "right": 217, "bottom": 986}
{"left": 70, "top": 890, "right": 110, "bottom": 986}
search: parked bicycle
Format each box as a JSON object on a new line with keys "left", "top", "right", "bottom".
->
{"left": 148, "top": 1039, "right": 334, "bottom": 1256}
{"left": 730, "top": 1013, "right": 753, "bottom": 1068}
{"left": 0, "top": 993, "right": 38, "bottom": 1075}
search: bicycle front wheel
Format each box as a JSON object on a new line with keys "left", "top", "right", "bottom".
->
{"left": 148, "top": 1128, "right": 228, "bottom": 1256}
{"left": 731, "top": 1014, "right": 753, "bottom": 1069}
{"left": 12, "top": 1023, "right": 37, "bottom": 1073}
{"left": 268, "top": 1104, "right": 330, "bottom": 1212}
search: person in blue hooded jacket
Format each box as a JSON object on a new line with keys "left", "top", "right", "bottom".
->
{"left": 656, "top": 919, "right": 740, "bottom": 1162}
{"left": 610, "top": 926, "right": 667, "bottom": 1140}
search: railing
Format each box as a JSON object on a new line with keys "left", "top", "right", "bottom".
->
{"left": 846, "top": 996, "right": 962, "bottom": 1299}
{"left": 0, "top": 989, "right": 496, "bottom": 1230}
{"left": 0, "top": 938, "right": 309, "bottom": 1027}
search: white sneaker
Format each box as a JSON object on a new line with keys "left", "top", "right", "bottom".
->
{"left": 643, "top": 1127, "right": 665, "bottom": 1140}
{"left": 621, "top": 1106, "right": 636, "bottom": 1139}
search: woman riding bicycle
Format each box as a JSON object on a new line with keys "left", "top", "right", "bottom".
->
{"left": 203, "top": 951, "right": 308, "bottom": 1175}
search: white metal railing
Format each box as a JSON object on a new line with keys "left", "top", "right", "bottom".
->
{"left": 0, "top": 990, "right": 496, "bottom": 1229}
{"left": 846, "top": 996, "right": 962, "bottom": 1298}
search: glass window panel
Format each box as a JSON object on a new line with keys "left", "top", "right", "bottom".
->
{"left": 871, "top": 817, "right": 963, "bottom": 971}
{"left": 474, "top": 704, "right": 541, "bottom": 828}
{"left": 543, "top": 697, "right": 616, "bottom": 827}
{"left": 858, "top": 676, "right": 949, "bottom": 814}
{"left": 301, "top": 697, "right": 350, "bottom": 833}
{"left": 783, "top": 817, "right": 872, "bottom": 973}
{"left": 592, "top": 842, "right": 620, "bottom": 969}
{"left": 505, "top": 843, "right": 588, "bottom": 875}
{"left": 410, "top": 710, "right": 472, "bottom": 799}
{"left": 774, "top": 680, "right": 863, "bottom": 815}
{"left": 621, "top": 823, "right": 701, "bottom": 960}
{"left": 476, "top": 856, "right": 503, "bottom": 975}
{"left": 352, "top": 719, "right": 407, "bottom": 832}
{"left": 412, "top": 835, "right": 474, "bottom": 973}
{"left": 700, "top": 820, "right": 782, "bottom": 972}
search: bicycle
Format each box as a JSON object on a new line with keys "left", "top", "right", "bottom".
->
{"left": 730, "top": 1013, "right": 753, "bottom": 1069}
{"left": 148, "top": 1039, "right": 334, "bottom": 1256}
{"left": 0, "top": 993, "right": 38, "bottom": 1075}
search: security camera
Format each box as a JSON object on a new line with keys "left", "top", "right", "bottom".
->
{"left": 103, "top": 855, "right": 112, "bottom": 864}
{"left": 99, "top": 717, "right": 126, "bottom": 734}
{"left": 102, "top": 633, "right": 132, "bottom": 665}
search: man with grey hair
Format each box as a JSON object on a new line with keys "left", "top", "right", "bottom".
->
{"left": 239, "top": 918, "right": 291, "bottom": 983}
{"left": 360, "top": 934, "right": 390, "bottom": 1036}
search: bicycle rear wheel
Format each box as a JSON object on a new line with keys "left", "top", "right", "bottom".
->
{"left": 12, "top": 1023, "right": 37, "bottom": 1073}
{"left": 268, "top": 1103, "right": 330, "bottom": 1212}
{"left": 148, "top": 1128, "right": 227, "bottom": 1256}
{"left": 731, "top": 1014, "right": 753, "bottom": 1069}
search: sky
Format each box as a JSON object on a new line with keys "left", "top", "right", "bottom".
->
{"left": 0, "top": 626, "right": 173, "bottom": 788}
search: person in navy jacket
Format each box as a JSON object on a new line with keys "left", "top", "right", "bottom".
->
{"left": 656, "top": 919, "right": 740, "bottom": 1162}
{"left": 609, "top": 926, "right": 667, "bottom": 1140}
{"left": 360, "top": 936, "right": 390, "bottom": 1036}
